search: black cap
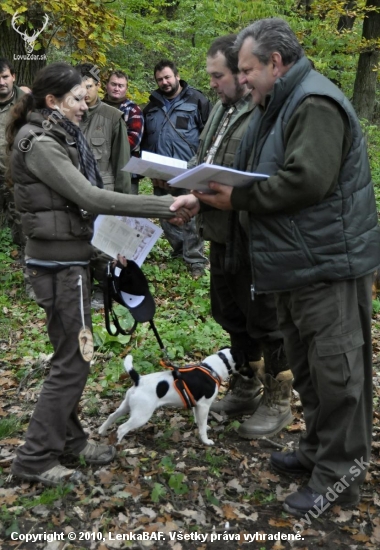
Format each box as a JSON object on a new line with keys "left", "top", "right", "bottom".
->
{"left": 111, "top": 260, "right": 155, "bottom": 323}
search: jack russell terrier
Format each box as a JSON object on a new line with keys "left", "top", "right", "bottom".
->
{"left": 98, "top": 348, "right": 253, "bottom": 446}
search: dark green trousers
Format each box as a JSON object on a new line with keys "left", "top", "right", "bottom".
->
{"left": 210, "top": 241, "right": 284, "bottom": 369}
{"left": 276, "top": 274, "right": 373, "bottom": 500}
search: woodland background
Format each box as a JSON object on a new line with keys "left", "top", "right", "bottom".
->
{"left": 1, "top": 2, "right": 380, "bottom": 549}
{"left": 0, "top": 0, "right": 380, "bottom": 122}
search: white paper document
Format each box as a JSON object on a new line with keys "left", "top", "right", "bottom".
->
{"left": 167, "top": 163, "right": 269, "bottom": 193}
{"left": 92, "top": 216, "right": 163, "bottom": 266}
{"left": 122, "top": 151, "right": 187, "bottom": 181}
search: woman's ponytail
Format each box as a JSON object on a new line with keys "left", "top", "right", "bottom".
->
{"left": 6, "top": 92, "right": 35, "bottom": 153}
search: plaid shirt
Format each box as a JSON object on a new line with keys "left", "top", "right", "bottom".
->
{"left": 119, "top": 99, "right": 144, "bottom": 155}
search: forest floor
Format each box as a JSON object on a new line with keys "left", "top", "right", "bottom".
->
{"left": 1, "top": 231, "right": 380, "bottom": 550}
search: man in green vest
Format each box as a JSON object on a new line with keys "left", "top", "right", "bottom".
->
{"left": 170, "top": 18, "right": 380, "bottom": 517}
{"left": 193, "top": 35, "right": 293, "bottom": 440}
{"left": 76, "top": 63, "right": 131, "bottom": 304}
{"left": 76, "top": 63, "right": 131, "bottom": 194}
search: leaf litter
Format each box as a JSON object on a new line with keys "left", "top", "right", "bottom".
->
{"left": 0, "top": 241, "right": 380, "bottom": 549}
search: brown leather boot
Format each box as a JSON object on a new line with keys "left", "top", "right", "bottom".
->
{"left": 238, "top": 370, "right": 294, "bottom": 439}
{"left": 210, "top": 360, "right": 264, "bottom": 417}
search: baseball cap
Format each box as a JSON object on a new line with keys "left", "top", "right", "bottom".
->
{"left": 109, "top": 260, "right": 156, "bottom": 323}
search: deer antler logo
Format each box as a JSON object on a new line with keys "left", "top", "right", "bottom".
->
{"left": 11, "top": 11, "right": 49, "bottom": 54}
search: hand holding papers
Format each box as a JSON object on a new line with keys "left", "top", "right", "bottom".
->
{"left": 122, "top": 151, "right": 187, "bottom": 181}
{"left": 92, "top": 216, "right": 162, "bottom": 266}
{"left": 167, "top": 163, "right": 269, "bottom": 193}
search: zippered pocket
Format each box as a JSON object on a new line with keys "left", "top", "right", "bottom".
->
{"left": 291, "top": 219, "right": 316, "bottom": 266}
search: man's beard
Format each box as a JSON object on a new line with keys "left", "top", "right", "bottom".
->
{"left": 160, "top": 80, "right": 180, "bottom": 98}
{"left": 221, "top": 76, "right": 245, "bottom": 106}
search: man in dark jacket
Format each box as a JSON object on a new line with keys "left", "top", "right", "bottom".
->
{"left": 169, "top": 18, "right": 380, "bottom": 518}
{"left": 141, "top": 60, "right": 211, "bottom": 278}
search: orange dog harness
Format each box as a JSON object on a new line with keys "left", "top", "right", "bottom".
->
{"left": 160, "top": 360, "right": 222, "bottom": 409}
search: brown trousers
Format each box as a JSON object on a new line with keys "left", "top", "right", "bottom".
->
{"left": 13, "top": 265, "right": 92, "bottom": 474}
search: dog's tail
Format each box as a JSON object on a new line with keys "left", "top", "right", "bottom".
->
{"left": 124, "top": 354, "right": 140, "bottom": 386}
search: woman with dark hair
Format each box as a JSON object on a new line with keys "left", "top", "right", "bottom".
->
{"left": 7, "top": 62, "right": 188, "bottom": 486}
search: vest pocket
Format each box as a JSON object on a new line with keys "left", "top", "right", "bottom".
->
{"left": 90, "top": 136, "right": 105, "bottom": 160}
{"left": 291, "top": 219, "right": 316, "bottom": 266}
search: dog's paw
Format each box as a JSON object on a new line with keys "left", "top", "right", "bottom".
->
{"left": 98, "top": 425, "right": 107, "bottom": 436}
{"left": 116, "top": 428, "right": 126, "bottom": 443}
{"left": 202, "top": 438, "right": 214, "bottom": 446}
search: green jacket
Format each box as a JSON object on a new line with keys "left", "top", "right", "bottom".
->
{"left": 232, "top": 56, "right": 380, "bottom": 292}
{"left": 196, "top": 96, "right": 255, "bottom": 243}
{"left": 0, "top": 85, "right": 25, "bottom": 178}
{"left": 80, "top": 99, "right": 131, "bottom": 193}
{"left": 11, "top": 112, "right": 175, "bottom": 262}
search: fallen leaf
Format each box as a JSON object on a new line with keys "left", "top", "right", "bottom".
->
{"left": 351, "top": 534, "right": 371, "bottom": 542}
{"left": 226, "top": 478, "right": 244, "bottom": 493}
{"left": 333, "top": 509, "right": 354, "bottom": 523}
{"left": 0, "top": 438, "right": 23, "bottom": 446}
{"left": 371, "top": 526, "right": 380, "bottom": 543}
{"left": 222, "top": 504, "right": 238, "bottom": 520}
{"left": 140, "top": 507, "right": 157, "bottom": 519}
{"left": 73, "top": 506, "right": 86, "bottom": 520}
{"left": 96, "top": 470, "right": 115, "bottom": 484}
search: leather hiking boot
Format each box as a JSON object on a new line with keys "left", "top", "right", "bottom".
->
{"left": 238, "top": 370, "right": 294, "bottom": 439}
{"left": 270, "top": 450, "right": 311, "bottom": 475}
{"left": 11, "top": 463, "right": 85, "bottom": 487}
{"left": 283, "top": 486, "right": 360, "bottom": 518}
{"left": 211, "top": 360, "right": 264, "bottom": 417}
{"left": 283, "top": 486, "right": 330, "bottom": 517}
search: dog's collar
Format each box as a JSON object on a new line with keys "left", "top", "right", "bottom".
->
{"left": 216, "top": 351, "right": 233, "bottom": 376}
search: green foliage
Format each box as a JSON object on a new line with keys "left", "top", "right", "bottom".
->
{"left": 150, "top": 482, "right": 167, "bottom": 502}
{"left": 168, "top": 473, "right": 189, "bottom": 495}
{"left": 99, "top": 0, "right": 380, "bottom": 108}
{"left": 0, "top": 0, "right": 122, "bottom": 65}
{"left": 0, "top": 415, "right": 22, "bottom": 439}
{"left": 361, "top": 120, "right": 380, "bottom": 207}
{"left": 159, "top": 455, "right": 176, "bottom": 473}
{"left": 204, "top": 487, "right": 220, "bottom": 506}
{"left": 1, "top": 485, "right": 73, "bottom": 536}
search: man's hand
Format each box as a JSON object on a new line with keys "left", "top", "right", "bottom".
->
{"left": 151, "top": 178, "right": 171, "bottom": 191}
{"left": 168, "top": 194, "right": 200, "bottom": 225}
{"left": 193, "top": 182, "right": 233, "bottom": 210}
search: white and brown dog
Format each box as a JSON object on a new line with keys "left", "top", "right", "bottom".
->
{"left": 98, "top": 348, "right": 253, "bottom": 446}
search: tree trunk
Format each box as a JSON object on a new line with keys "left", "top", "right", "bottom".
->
{"left": 337, "top": 1, "right": 356, "bottom": 31}
{"left": 0, "top": 15, "right": 47, "bottom": 87}
{"left": 352, "top": 0, "right": 380, "bottom": 120}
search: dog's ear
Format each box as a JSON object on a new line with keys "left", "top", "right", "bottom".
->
{"left": 229, "top": 347, "right": 247, "bottom": 369}
{"left": 229, "top": 348, "right": 257, "bottom": 379}
{"left": 237, "top": 363, "right": 255, "bottom": 379}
